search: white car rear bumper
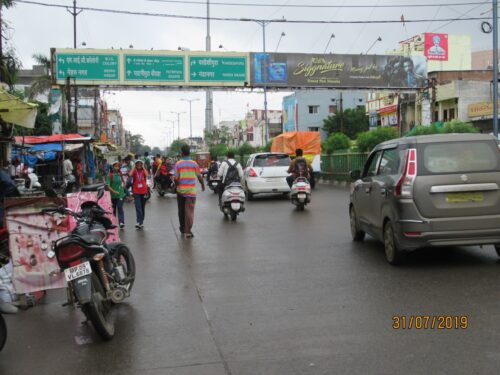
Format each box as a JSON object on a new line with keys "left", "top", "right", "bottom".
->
{"left": 246, "top": 177, "right": 290, "bottom": 193}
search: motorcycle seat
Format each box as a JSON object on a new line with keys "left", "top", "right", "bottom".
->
{"left": 294, "top": 177, "right": 309, "bottom": 183}
{"left": 225, "top": 182, "right": 242, "bottom": 189}
{"left": 81, "top": 183, "right": 106, "bottom": 192}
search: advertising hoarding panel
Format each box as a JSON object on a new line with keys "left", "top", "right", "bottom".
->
{"left": 424, "top": 33, "right": 449, "bottom": 61}
{"left": 250, "top": 53, "right": 427, "bottom": 89}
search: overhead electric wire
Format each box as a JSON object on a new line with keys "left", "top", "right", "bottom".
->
{"left": 12, "top": 0, "right": 493, "bottom": 24}
{"left": 144, "top": 0, "right": 488, "bottom": 9}
{"left": 431, "top": 1, "right": 489, "bottom": 31}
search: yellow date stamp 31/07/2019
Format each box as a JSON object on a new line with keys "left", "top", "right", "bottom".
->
{"left": 392, "top": 315, "right": 469, "bottom": 330}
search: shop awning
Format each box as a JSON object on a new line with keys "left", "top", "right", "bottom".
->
{"left": 15, "top": 134, "right": 90, "bottom": 144}
{"left": 0, "top": 89, "right": 38, "bottom": 128}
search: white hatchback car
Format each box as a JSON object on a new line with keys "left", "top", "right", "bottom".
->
{"left": 242, "top": 152, "right": 292, "bottom": 200}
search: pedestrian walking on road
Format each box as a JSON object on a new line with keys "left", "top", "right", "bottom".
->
{"left": 174, "top": 145, "right": 205, "bottom": 238}
{"left": 106, "top": 161, "right": 126, "bottom": 229}
{"left": 129, "top": 160, "right": 149, "bottom": 229}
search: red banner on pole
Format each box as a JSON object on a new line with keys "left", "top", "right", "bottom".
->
{"left": 424, "top": 33, "right": 448, "bottom": 61}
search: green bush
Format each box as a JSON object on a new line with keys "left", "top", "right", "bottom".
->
{"left": 258, "top": 140, "right": 273, "bottom": 152}
{"left": 442, "top": 120, "right": 479, "bottom": 134}
{"left": 322, "top": 133, "right": 351, "bottom": 154}
{"left": 238, "top": 142, "right": 256, "bottom": 156}
{"left": 410, "top": 121, "right": 478, "bottom": 136}
{"left": 209, "top": 144, "right": 228, "bottom": 159}
{"left": 356, "top": 127, "right": 399, "bottom": 153}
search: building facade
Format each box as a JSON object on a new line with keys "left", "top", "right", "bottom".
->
{"left": 282, "top": 90, "right": 366, "bottom": 140}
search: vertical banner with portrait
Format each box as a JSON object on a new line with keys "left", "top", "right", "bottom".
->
{"left": 424, "top": 33, "right": 448, "bottom": 61}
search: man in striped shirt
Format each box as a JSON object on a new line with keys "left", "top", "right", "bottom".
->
{"left": 174, "top": 145, "right": 205, "bottom": 238}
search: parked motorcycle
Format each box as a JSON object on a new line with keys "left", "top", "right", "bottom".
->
{"left": 207, "top": 173, "right": 221, "bottom": 194}
{"left": 42, "top": 186, "right": 135, "bottom": 340}
{"left": 220, "top": 182, "right": 245, "bottom": 221}
{"left": 290, "top": 177, "right": 311, "bottom": 211}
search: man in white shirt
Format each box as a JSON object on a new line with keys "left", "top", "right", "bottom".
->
{"left": 217, "top": 151, "right": 244, "bottom": 202}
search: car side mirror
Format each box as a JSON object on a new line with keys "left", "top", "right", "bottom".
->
{"left": 349, "top": 170, "right": 361, "bottom": 181}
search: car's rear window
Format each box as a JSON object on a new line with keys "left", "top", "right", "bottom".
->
{"left": 418, "top": 141, "right": 500, "bottom": 175}
{"left": 253, "top": 154, "right": 291, "bottom": 167}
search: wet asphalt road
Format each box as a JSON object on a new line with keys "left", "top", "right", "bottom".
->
{"left": 2, "top": 184, "right": 500, "bottom": 375}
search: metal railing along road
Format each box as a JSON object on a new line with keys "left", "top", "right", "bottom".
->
{"left": 320, "top": 152, "right": 368, "bottom": 182}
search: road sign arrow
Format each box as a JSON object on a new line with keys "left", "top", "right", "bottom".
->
{"left": 190, "top": 60, "right": 196, "bottom": 66}
{"left": 58, "top": 58, "right": 64, "bottom": 64}
{"left": 191, "top": 72, "right": 197, "bottom": 77}
{"left": 127, "top": 58, "right": 131, "bottom": 64}
{"left": 127, "top": 70, "right": 131, "bottom": 76}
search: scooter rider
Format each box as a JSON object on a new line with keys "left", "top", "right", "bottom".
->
{"left": 286, "top": 148, "right": 313, "bottom": 188}
{"left": 217, "top": 151, "right": 244, "bottom": 203}
{"left": 206, "top": 160, "right": 218, "bottom": 182}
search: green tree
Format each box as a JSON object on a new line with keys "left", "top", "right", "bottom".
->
{"left": 238, "top": 142, "right": 255, "bottom": 158}
{"left": 357, "top": 127, "right": 399, "bottom": 153}
{"left": 168, "top": 139, "right": 188, "bottom": 156}
{"left": 323, "top": 107, "right": 369, "bottom": 139}
{"left": 150, "top": 146, "right": 162, "bottom": 156}
{"left": 28, "top": 53, "right": 51, "bottom": 99}
{"left": 322, "top": 133, "right": 351, "bottom": 154}
{"left": 129, "top": 134, "right": 145, "bottom": 154}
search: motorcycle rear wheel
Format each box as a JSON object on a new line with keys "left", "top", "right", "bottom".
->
{"left": 0, "top": 314, "right": 6, "bottom": 351}
{"left": 230, "top": 211, "right": 238, "bottom": 221}
{"left": 82, "top": 273, "right": 115, "bottom": 340}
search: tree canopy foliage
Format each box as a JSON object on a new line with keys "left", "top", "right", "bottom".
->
{"left": 323, "top": 107, "right": 369, "bottom": 139}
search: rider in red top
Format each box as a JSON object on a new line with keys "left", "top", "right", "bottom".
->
{"left": 129, "top": 160, "right": 149, "bottom": 229}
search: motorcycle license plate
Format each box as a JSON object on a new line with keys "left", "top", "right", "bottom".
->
{"left": 64, "top": 261, "right": 92, "bottom": 282}
{"left": 231, "top": 202, "right": 241, "bottom": 211}
{"left": 298, "top": 193, "right": 306, "bottom": 199}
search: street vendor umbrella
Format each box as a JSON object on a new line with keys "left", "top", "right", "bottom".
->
{"left": 0, "top": 88, "right": 38, "bottom": 128}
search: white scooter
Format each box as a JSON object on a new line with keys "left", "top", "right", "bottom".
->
{"left": 220, "top": 182, "right": 246, "bottom": 221}
{"left": 26, "top": 168, "right": 41, "bottom": 189}
{"left": 290, "top": 177, "right": 311, "bottom": 211}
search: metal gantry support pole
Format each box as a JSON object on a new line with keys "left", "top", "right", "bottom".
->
{"left": 205, "top": 0, "right": 214, "bottom": 134}
{"left": 493, "top": 0, "right": 499, "bottom": 138}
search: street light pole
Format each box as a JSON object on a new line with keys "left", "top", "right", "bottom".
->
{"left": 254, "top": 20, "right": 271, "bottom": 143}
{"left": 366, "top": 36, "right": 382, "bottom": 54}
{"left": 275, "top": 32, "right": 285, "bottom": 52}
{"left": 493, "top": 0, "right": 499, "bottom": 138}
{"left": 324, "top": 33, "right": 335, "bottom": 54}
{"left": 171, "top": 111, "right": 186, "bottom": 141}
{"left": 181, "top": 98, "right": 200, "bottom": 145}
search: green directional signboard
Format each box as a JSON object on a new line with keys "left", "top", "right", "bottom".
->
{"left": 189, "top": 56, "right": 247, "bottom": 83}
{"left": 55, "top": 53, "right": 120, "bottom": 81}
{"left": 124, "top": 55, "right": 184, "bottom": 82}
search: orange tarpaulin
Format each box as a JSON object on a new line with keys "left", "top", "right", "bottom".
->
{"left": 271, "top": 131, "right": 321, "bottom": 155}
{"left": 15, "top": 134, "right": 87, "bottom": 144}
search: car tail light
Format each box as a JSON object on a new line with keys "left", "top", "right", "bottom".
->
{"left": 248, "top": 168, "right": 258, "bottom": 177}
{"left": 58, "top": 243, "right": 86, "bottom": 263}
{"left": 395, "top": 148, "right": 417, "bottom": 199}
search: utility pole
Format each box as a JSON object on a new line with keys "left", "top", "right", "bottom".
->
{"left": 493, "top": 0, "right": 499, "bottom": 138}
{"left": 181, "top": 98, "right": 200, "bottom": 145}
{"left": 67, "top": 0, "right": 82, "bottom": 132}
{"left": 339, "top": 91, "right": 344, "bottom": 133}
{"left": 430, "top": 78, "right": 437, "bottom": 123}
{"left": 205, "top": 0, "right": 214, "bottom": 134}
{"left": 0, "top": 4, "right": 3, "bottom": 83}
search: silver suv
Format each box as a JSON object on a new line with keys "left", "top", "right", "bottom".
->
{"left": 349, "top": 133, "right": 500, "bottom": 264}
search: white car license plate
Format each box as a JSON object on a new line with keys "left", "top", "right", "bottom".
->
{"left": 298, "top": 193, "right": 306, "bottom": 199}
{"left": 64, "top": 261, "right": 92, "bottom": 282}
{"left": 231, "top": 202, "right": 241, "bottom": 211}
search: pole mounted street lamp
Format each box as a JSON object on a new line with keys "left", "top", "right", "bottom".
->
{"left": 242, "top": 17, "right": 286, "bottom": 143}
{"left": 170, "top": 111, "right": 186, "bottom": 141}
{"left": 180, "top": 98, "right": 200, "bottom": 145}
{"left": 275, "top": 32, "right": 286, "bottom": 52}
{"left": 366, "top": 36, "right": 382, "bottom": 54}
{"left": 324, "top": 33, "right": 335, "bottom": 54}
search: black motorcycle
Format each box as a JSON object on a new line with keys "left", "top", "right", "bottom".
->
{"left": 43, "top": 185, "right": 135, "bottom": 340}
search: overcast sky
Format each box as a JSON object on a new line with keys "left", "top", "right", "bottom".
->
{"left": 6, "top": 0, "right": 497, "bottom": 147}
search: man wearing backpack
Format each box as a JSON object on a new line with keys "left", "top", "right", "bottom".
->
{"left": 286, "top": 148, "right": 314, "bottom": 188}
{"left": 217, "top": 151, "right": 244, "bottom": 203}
